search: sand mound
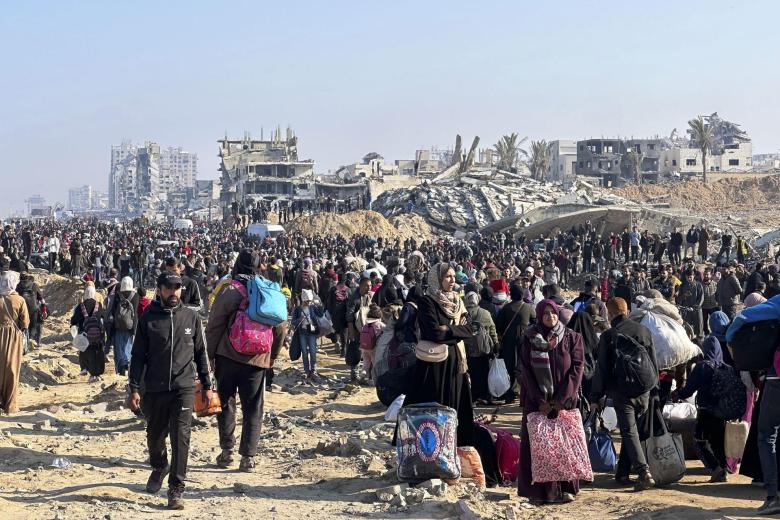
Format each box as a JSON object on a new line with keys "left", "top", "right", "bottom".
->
{"left": 612, "top": 175, "right": 780, "bottom": 213}
{"left": 30, "top": 271, "right": 84, "bottom": 317}
{"left": 285, "top": 210, "right": 433, "bottom": 240}
{"left": 387, "top": 214, "right": 434, "bottom": 241}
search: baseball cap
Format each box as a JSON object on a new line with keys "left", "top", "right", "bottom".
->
{"left": 157, "top": 272, "right": 182, "bottom": 287}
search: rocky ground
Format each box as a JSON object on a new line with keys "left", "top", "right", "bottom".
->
{"left": 0, "top": 274, "right": 770, "bottom": 520}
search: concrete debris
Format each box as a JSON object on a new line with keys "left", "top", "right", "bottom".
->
{"left": 372, "top": 173, "right": 619, "bottom": 234}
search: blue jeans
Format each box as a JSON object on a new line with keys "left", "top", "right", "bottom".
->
{"left": 300, "top": 332, "right": 317, "bottom": 373}
{"left": 759, "top": 380, "right": 780, "bottom": 498}
{"left": 113, "top": 330, "right": 134, "bottom": 372}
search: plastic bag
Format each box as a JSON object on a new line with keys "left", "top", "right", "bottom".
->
{"left": 316, "top": 310, "right": 334, "bottom": 337}
{"left": 527, "top": 409, "right": 593, "bottom": 484}
{"left": 457, "top": 446, "right": 486, "bottom": 489}
{"left": 662, "top": 402, "right": 697, "bottom": 432}
{"left": 385, "top": 394, "right": 405, "bottom": 422}
{"left": 640, "top": 311, "right": 701, "bottom": 370}
{"left": 488, "top": 358, "right": 510, "bottom": 398}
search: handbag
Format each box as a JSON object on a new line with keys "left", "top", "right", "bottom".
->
{"left": 289, "top": 328, "right": 302, "bottom": 361}
{"left": 585, "top": 412, "right": 618, "bottom": 473}
{"left": 527, "top": 409, "right": 593, "bottom": 484}
{"left": 194, "top": 380, "right": 222, "bottom": 417}
{"left": 642, "top": 399, "right": 685, "bottom": 485}
{"left": 415, "top": 340, "right": 448, "bottom": 363}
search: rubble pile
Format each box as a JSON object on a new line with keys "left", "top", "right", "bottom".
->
{"left": 285, "top": 210, "right": 431, "bottom": 240}
{"left": 372, "top": 173, "right": 618, "bottom": 233}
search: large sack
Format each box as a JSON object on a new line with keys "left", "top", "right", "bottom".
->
{"left": 527, "top": 409, "right": 593, "bottom": 484}
{"left": 640, "top": 311, "right": 701, "bottom": 370}
{"left": 631, "top": 297, "right": 683, "bottom": 324}
{"left": 663, "top": 402, "right": 697, "bottom": 432}
{"left": 457, "top": 446, "right": 486, "bottom": 489}
{"left": 397, "top": 403, "right": 460, "bottom": 482}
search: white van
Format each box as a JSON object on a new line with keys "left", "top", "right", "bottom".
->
{"left": 247, "top": 223, "right": 285, "bottom": 241}
{"left": 173, "top": 218, "right": 194, "bottom": 230}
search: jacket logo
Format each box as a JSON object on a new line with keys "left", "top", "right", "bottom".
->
{"left": 185, "top": 328, "right": 192, "bottom": 335}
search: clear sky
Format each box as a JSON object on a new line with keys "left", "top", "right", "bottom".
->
{"left": 1, "top": 0, "right": 778, "bottom": 216}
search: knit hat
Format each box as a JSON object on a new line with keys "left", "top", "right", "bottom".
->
{"left": 301, "top": 289, "right": 314, "bottom": 302}
{"left": 464, "top": 291, "right": 480, "bottom": 309}
{"left": 744, "top": 292, "right": 767, "bottom": 308}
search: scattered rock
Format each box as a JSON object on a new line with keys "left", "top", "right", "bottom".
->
{"left": 310, "top": 407, "right": 325, "bottom": 419}
{"left": 233, "top": 482, "right": 251, "bottom": 494}
{"left": 485, "top": 490, "right": 512, "bottom": 501}
{"left": 417, "top": 478, "right": 447, "bottom": 496}
{"left": 457, "top": 499, "right": 480, "bottom": 520}
{"left": 403, "top": 487, "right": 428, "bottom": 504}
{"left": 85, "top": 402, "right": 108, "bottom": 414}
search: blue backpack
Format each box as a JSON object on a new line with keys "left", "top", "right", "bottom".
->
{"left": 246, "top": 276, "right": 288, "bottom": 326}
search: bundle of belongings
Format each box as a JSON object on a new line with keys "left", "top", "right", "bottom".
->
{"left": 629, "top": 292, "right": 701, "bottom": 371}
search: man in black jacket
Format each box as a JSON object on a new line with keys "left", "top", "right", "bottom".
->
{"left": 164, "top": 257, "right": 202, "bottom": 311}
{"left": 590, "top": 297, "right": 658, "bottom": 491}
{"left": 127, "top": 273, "right": 212, "bottom": 510}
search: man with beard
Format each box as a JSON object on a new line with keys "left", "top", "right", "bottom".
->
{"left": 127, "top": 273, "right": 212, "bottom": 510}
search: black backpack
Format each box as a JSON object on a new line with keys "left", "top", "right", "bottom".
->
{"left": 730, "top": 320, "right": 780, "bottom": 371}
{"left": 464, "top": 314, "right": 493, "bottom": 357}
{"left": 613, "top": 333, "right": 657, "bottom": 398}
{"left": 113, "top": 293, "right": 135, "bottom": 331}
{"left": 708, "top": 362, "right": 747, "bottom": 420}
{"left": 19, "top": 289, "right": 40, "bottom": 321}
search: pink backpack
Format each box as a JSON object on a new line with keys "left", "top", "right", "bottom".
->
{"left": 229, "top": 280, "right": 273, "bottom": 356}
{"left": 484, "top": 424, "right": 520, "bottom": 484}
{"left": 359, "top": 321, "right": 381, "bottom": 350}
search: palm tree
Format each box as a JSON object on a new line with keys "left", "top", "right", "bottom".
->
{"left": 688, "top": 116, "right": 715, "bottom": 183}
{"left": 528, "top": 140, "right": 551, "bottom": 181}
{"left": 627, "top": 149, "right": 644, "bottom": 185}
{"left": 493, "top": 133, "right": 528, "bottom": 171}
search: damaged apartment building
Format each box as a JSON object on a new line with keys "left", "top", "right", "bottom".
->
{"left": 218, "top": 128, "right": 367, "bottom": 217}
{"left": 575, "top": 113, "right": 753, "bottom": 187}
{"left": 109, "top": 140, "right": 199, "bottom": 215}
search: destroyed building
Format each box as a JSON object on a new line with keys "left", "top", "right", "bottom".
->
{"left": 575, "top": 138, "right": 667, "bottom": 186}
{"left": 218, "top": 128, "right": 315, "bottom": 212}
{"left": 109, "top": 141, "right": 199, "bottom": 215}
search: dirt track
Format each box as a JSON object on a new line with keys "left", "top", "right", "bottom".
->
{"left": 0, "top": 273, "right": 769, "bottom": 519}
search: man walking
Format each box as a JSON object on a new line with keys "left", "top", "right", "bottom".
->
{"left": 590, "top": 297, "right": 658, "bottom": 491}
{"left": 127, "top": 272, "right": 213, "bottom": 510}
{"left": 716, "top": 264, "right": 742, "bottom": 321}
{"left": 46, "top": 234, "right": 60, "bottom": 273}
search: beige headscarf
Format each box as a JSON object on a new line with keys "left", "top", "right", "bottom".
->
{"left": 0, "top": 271, "right": 20, "bottom": 296}
{"left": 426, "top": 263, "right": 463, "bottom": 319}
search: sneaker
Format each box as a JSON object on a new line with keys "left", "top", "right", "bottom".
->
{"left": 709, "top": 467, "right": 728, "bottom": 483}
{"left": 239, "top": 456, "right": 256, "bottom": 473}
{"left": 215, "top": 449, "right": 234, "bottom": 468}
{"left": 757, "top": 497, "right": 780, "bottom": 516}
{"left": 79, "top": 370, "right": 88, "bottom": 376}
{"left": 350, "top": 369, "right": 358, "bottom": 382}
{"left": 145, "top": 465, "right": 169, "bottom": 494}
{"left": 634, "top": 471, "right": 655, "bottom": 491}
{"left": 167, "top": 487, "right": 184, "bottom": 510}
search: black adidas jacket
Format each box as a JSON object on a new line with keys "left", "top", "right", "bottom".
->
{"left": 128, "top": 301, "right": 211, "bottom": 393}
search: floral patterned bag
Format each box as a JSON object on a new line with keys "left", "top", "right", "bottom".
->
{"left": 527, "top": 409, "right": 593, "bottom": 484}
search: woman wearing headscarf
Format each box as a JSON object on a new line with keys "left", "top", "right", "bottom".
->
{"left": 0, "top": 267, "right": 29, "bottom": 414}
{"left": 71, "top": 284, "right": 106, "bottom": 380}
{"left": 108, "top": 276, "right": 139, "bottom": 376}
{"left": 403, "top": 263, "right": 475, "bottom": 446}
{"left": 464, "top": 291, "right": 499, "bottom": 404}
{"left": 517, "top": 299, "right": 585, "bottom": 504}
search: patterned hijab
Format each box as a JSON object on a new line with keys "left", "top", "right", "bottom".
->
{"left": 426, "top": 263, "right": 461, "bottom": 319}
{"left": 0, "top": 271, "right": 20, "bottom": 296}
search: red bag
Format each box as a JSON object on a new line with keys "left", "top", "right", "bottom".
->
{"left": 526, "top": 409, "right": 593, "bottom": 484}
{"left": 228, "top": 281, "right": 273, "bottom": 355}
{"left": 483, "top": 424, "right": 520, "bottom": 484}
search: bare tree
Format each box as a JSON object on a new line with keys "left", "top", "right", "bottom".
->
{"left": 688, "top": 116, "right": 715, "bottom": 184}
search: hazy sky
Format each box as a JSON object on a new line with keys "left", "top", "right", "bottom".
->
{"left": 2, "top": 0, "right": 779, "bottom": 215}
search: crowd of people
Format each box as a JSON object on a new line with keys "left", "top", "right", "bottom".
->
{"left": 1, "top": 214, "right": 780, "bottom": 513}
